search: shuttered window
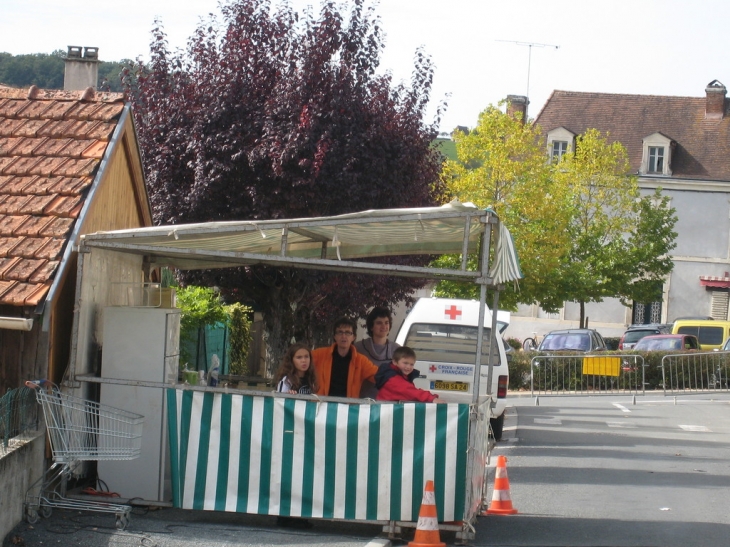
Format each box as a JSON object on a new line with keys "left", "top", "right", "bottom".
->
{"left": 711, "top": 290, "right": 729, "bottom": 320}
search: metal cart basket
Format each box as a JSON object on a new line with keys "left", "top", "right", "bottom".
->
{"left": 23, "top": 380, "right": 144, "bottom": 530}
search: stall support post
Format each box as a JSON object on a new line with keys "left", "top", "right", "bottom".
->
{"left": 484, "top": 288, "right": 501, "bottom": 400}
{"left": 470, "top": 215, "right": 494, "bottom": 406}
{"left": 382, "top": 520, "right": 402, "bottom": 539}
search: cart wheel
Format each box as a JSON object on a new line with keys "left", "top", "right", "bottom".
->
{"left": 25, "top": 506, "right": 39, "bottom": 525}
{"left": 39, "top": 505, "right": 53, "bottom": 519}
{"left": 115, "top": 514, "right": 129, "bottom": 530}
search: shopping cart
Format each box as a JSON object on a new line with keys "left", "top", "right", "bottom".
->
{"left": 23, "top": 380, "right": 144, "bottom": 530}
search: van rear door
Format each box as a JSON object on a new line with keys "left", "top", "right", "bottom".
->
{"left": 400, "top": 322, "right": 501, "bottom": 400}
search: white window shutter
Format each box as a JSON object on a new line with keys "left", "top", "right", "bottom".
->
{"left": 710, "top": 290, "right": 730, "bottom": 320}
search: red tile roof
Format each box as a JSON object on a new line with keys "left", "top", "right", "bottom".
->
{"left": 0, "top": 85, "right": 125, "bottom": 306}
{"left": 534, "top": 89, "right": 730, "bottom": 181}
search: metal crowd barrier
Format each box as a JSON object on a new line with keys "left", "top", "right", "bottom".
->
{"left": 660, "top": 351, "right": 730, "bottom": 393}
{"left": 0, "top": 386, "right": 40, "bottom": 453}
{"left": 530, "top": 354, "right": 646, "bottom": 396}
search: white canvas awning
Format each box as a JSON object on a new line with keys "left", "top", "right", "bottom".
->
{"left": 79, "top": 200, "right": 522, "bottom": 285}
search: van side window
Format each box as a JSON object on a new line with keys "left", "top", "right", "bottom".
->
{"left": 678, "top": 325, "right": 725, "bottom": 346}
{"left": 697, "top": 326, "right": 724, "bottom": 345}
{"left": 403, "top": 323, "right": 500, "bottom": 366}
{"left": 676, "top": 326, "right": 698, "bottom": 337}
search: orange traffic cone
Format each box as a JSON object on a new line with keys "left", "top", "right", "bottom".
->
{"left": 485, "top": 455, "right": 518, "bottom": 515}
{"left": 408, "top": 480, "right": 446, "bottom": 547}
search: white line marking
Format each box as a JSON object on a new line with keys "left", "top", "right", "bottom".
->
{"left": 534, "top": 418, "right": 562, "bottom": 424}
{"left": 679, "top": 425, "right": 711, "bottom": 432}
{"left": 612, "top": 403, "right": 631, "bottom": 413}
{"left": 607, "top": 421, "right": 637, "bottom": 428}
{"left": 365, "top": 539, "right": 392, "bottom": 547}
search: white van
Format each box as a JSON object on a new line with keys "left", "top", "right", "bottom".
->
{"left": 394, "top": 297, "right": 510, "bottom": 440}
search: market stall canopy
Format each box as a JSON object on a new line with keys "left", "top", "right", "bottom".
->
{"left": 80, "top": 200, "right": 522, "bottom": 285}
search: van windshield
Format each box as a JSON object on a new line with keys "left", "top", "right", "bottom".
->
{"left": 403, "top": 323, "right": 500, "bottom": 366}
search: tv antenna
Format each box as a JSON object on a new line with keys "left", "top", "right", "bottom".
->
{"left": 496, "top": 40, "right": 560, "bottom": 105}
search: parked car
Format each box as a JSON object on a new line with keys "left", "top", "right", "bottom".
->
{"left": 537, "top": 329, "right": 607, "bottom": 352}
{"left": 672, "top": 316, "right": 713, "bottom": 321}
{"left": 618, "top": 324, "right": 671, "bottom": 350}
{"left": 633, "top": 334, "right": 700, "bottom": 352}
{"left": 672, "top": 319, "right": 730, "bottom": 350}
{"left": 719, "top": 337, "right": 730, "bottom": 351}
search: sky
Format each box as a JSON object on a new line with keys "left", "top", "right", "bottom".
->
{"left": 2, "top": 0, "right": 730, "bottom": 133}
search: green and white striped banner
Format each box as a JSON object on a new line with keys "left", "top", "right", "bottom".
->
{"left": 166, "top": 389, "right": 470, "bottom": 522}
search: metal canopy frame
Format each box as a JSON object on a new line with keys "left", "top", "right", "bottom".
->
{"left": 77, "top": 200, "right": 518, "bottom": 393}
{"left": 79, "top": 202, "right": 498, "bottom": 283}
{"left": 77, "top": 201, "right": 514, "bottom": 406}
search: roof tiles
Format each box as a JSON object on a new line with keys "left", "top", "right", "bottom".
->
{"left": 0, "top": 85, "right": 124, "bottom": 306}
{"left": 534, "top": 88, "right": 730, "bottom": 181}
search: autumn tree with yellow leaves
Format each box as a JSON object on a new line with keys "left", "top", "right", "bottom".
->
{"left": 436, "top": 109, "right": 677, "bottom": 326}
{"left": 433, "top": 103, "right": 574, "bottom": 311}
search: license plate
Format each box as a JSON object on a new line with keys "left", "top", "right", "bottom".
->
{"left": 431, "top": 381, "right": 469, "bottom": 392}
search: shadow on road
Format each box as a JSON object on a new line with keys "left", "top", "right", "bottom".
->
{"left": 475, "top": 514, "right": 730, "bottom": 547}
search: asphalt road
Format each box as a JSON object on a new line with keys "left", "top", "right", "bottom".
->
{"left": 475, "top": 393, "right": 730, "bottom": 547}
{"left": 6, "top": 393, "right": 729, "bottom": 547}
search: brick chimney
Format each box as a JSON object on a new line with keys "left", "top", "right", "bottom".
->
{"left": 705, "top": 80, "right": 726, "bottom": 120}
{"left": 63, "top": 46, "right": 100, "bottom": 91}
{"left": 506, "top": 95, "right": 529, "bottom": 123}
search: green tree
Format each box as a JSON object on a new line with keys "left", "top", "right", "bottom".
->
{"left": 176, "top": 286, "right": 229, "bottom": 365}
{"left": 227, "top": 303, "right": 253, "bottom": 376}
{"left": 97, "top": 61, "right": 128, "bottom": 91}
{"left": 0, "top": 51, "right": 64, "bottom": 88}
{"left": 434, "top": 103, "right": 573, "bottom": 310}
{"left": 619, "top": 188, "right": 678, "bottom": 306}
{"left": 0, "top": 51, "right": 126, "bottom": 91}
{"left": 551, "top": 129, "right": 676, "bottom": 327}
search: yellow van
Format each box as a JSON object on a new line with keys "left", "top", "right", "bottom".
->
{"left": 671, "top": 320, "right": 730, "bottom": 350}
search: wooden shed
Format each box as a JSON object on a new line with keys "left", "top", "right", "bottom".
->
{"left": 0, "top": 85, "right": 152, "bottom": 392}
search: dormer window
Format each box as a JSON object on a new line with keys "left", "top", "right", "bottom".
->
{"left": 648, "top": 146, "right": 664, "bottom": 173}
{"left": 551, "top": 140, "right": 568, "bottom": 162}
{"left": 546, "top": 127, "right": 576, "bottom": 164}
{"left": 641, "top": 132, "right": 673, "bottom": 176}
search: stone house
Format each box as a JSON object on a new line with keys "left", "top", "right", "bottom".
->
{"left": 507, "top": 82, "right": 730, "bottom": 339}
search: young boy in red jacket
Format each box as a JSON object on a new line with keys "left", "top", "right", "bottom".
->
{"left": 375, "top": 346, "right": 443, "bottom": 403}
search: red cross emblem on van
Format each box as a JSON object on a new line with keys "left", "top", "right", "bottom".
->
{"left": 430, "top": 365, "right": 438, "bottom": 372}
{"left": 444, "top": 305, "right": 462, "bottom": 320}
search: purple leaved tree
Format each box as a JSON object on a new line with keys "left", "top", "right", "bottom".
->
{"left": 123, "top": 0, "right": 445, "bottom": 374}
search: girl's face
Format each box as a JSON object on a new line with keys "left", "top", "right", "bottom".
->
{"left": 292, "top": 348, "right": 311, "bottom": 375}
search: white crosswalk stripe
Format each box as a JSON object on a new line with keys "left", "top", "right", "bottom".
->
{"left": 534, "top": 418, "right": 562, "bottom": 424}
{"left": 679, "top": 425, "right": 711, "bottom": 432}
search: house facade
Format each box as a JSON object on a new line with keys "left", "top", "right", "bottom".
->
{"left": 508, "top": 82, "right": 730, "bottom": 339}
{"left": 0, "top": 48, "right": 153, "bottom": 538}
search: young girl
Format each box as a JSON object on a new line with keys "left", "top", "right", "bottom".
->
{"left": 273, "top": 343, "right": 318, "bottom": 529}
{"left": 274, "top": 343, "right": 318, "bottom": 395}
